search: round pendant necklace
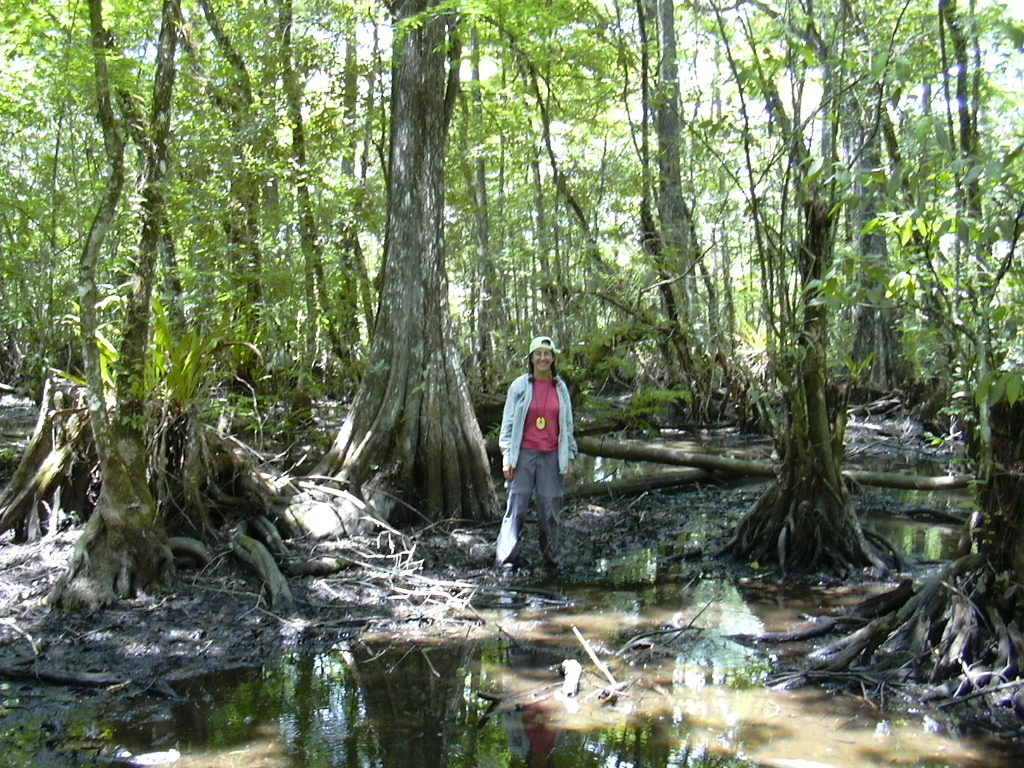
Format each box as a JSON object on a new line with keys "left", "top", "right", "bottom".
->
{"left": 535, "top": 381, "right": 551, "bottom": 430}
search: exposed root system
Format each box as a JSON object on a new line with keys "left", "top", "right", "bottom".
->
{"left": 764, "top": 556, "right": 1024, "bottom": 727}
{"left": 0, "top": 379, "right": 292, "bottom": 608}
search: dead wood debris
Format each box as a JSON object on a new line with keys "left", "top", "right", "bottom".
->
{"left": 476, "top": 628, "right": 634, "bottom": 728}
{"left": 0, "top": 660, "right": 180, "bottom": 699}
{"left": 755, "top": 563, "right": 1024, "bottom": 727}
{"left": 573, "top": 625, "right": 618, "bottom": 688}
{"left": 616, "top": 599, "right": 713, "bottom": 659}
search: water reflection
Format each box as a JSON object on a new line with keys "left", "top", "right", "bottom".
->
{"left": 869, "top": 516, "right": 961, "bottom": 561}
{"left": 53, "top": 580, "right": 1021, "bottom": 768}
{"left": 488, "top": 644, "right": 568, "bottom": 767}
{"left": 496, "top": 699, "right": 563, "bottom": 766}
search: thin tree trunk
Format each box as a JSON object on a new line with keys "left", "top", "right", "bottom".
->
{"left": 505, "top": 23, "right": 607, "bottom": 277}
{"left": 725, "top": 199, "right": 890, "bottom": 576}
{"left": 333, "top": 32, "right": 368, "bottom": 368}
{"left": 847, "top": 80, "right": 908, "bottom": 394}
{"left": 652, "top": 0, "right": 692, "bottom": 314}
{"left": 194, "top": 0, "right": 265, "bottom": 381}
{"left": 279, "top": 0, "right": 320, "bottom": 365}
{"left": 461, "top": 28, "right": 501, "bottom": 386}
{"left": 50, "top": 0, "right": 178, "bottom": 610}
{"left": 531, "top": 152, "right": 564, "bottom": 334}
{"left": 977, "top": 402, "right": 1024, "bottom": 576}
{"left": 278, "top": 0, "right": 348, "bottom": 369}
{"left": 710, "top": 4, "right": 893, "bottom": 576}
{"left": 639, "top": 0, "right": 717, "bottom": 397}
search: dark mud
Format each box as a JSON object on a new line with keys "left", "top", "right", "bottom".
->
{"left": 0, "top": 479, "right": 760, "bottom": 761}
{"left": 0, "top": 412, "right": 985, "bottom": 765}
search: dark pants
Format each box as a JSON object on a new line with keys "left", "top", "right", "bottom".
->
{"left": 495, "top": 449, "right": 562, "bottom": 568}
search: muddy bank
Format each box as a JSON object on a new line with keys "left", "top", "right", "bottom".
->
{"left": 0, "top": 481, "right": 741, "bottom": 760}
{"left": 0, "top": 472, "right": 1004, "bottom": 765}
{"left": 0, "top": 480, "right": 753, "bottom": 663}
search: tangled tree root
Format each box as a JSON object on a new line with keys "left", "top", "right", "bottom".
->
{"left": 765, "top": 556, "right": 1024, "bottom": 720}
{"left": 231, "top": 523, "right": 294, "bottom": 612}
{"left": 723, "top": 472, "right": 899, "bottom": 577}
{"left": 1, "top": 378, "right": 296, "bottom": 610}
{"left": 766, "top": 401, "right": 1024, "bottom": 729}
{"left": 45, "top": 477, "right": 176, "bottom": 611}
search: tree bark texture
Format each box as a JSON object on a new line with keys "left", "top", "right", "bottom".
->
{"left": 638, "top": 0, "right": 723, "bottom": 412}
{"left": 50, "top": 0, "right": 178, "bottom": 610}
{"left": 48, "top": 480, "right": 173, "bottom": 611}
{"left": 316, "top": 0, "right": 495, "bottom": 523}
{"left": 725, "top": 201, "right": 891, "bottom": 576}
{"left": 651, "top": 0, "right": 696, "bottom": 315}
{"left": 977, "top": 402, "right": 1024, "bottom": 578}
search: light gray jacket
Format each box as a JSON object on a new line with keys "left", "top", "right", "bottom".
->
{"left": 498, "top": 374, "right": 578, "bottom": 474}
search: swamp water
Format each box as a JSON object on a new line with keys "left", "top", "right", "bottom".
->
{"left": 3, "top": 420, "right": 1017, "bottom": 766}
{"left": 18, "top": 544, "right": 1024, "bottom": 768}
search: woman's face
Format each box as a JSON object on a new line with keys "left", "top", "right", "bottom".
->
{"left": 531, "top": 348, "right": 554, "bottom": 375}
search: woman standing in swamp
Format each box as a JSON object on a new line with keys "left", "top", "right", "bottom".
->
{"left": 495, "top": 335, "right": 577, "bottom": 571}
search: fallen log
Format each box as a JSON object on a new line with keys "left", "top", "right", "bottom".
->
{"left": 567, "top": 468, "right": 711, "bottom": 498}
{"left": 842, "top": 469, "right": 970, "bottom": 491}
{"left": 0, "top": 662, "right": 121, "bottom": 688}
{"left": 576, "top": 436, "right": 776, "bottom": 477}
{"left": 575, "top": 436, "right": 971, "bottom": 493}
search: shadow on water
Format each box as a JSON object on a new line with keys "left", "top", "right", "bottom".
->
{"left": 28, "top": 578, "right": 1023, "bottom": 768}
{"left": 5, "top": 430, "right": 1017, "bottom": 767}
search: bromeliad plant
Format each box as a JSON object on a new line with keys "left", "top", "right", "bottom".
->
{"left": 40, "top": 298, "right": 264, "bottom": 538}
{"left": 147, "top": 299, "right": 260, "bottom": 411}
{"left": 146, "top": 300, "right": 262, "bottom": 536}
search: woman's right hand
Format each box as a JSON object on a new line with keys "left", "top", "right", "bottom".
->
{"left": 503, "top": 465, "right": 515, "bottom": 480}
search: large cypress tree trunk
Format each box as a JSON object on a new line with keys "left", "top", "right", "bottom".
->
{"left": 316, "top": 0, "right": 495, "bottom": 523}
